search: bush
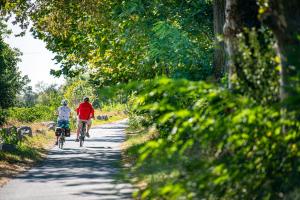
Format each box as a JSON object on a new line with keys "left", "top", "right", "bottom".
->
{"left": 128, "top": 78, "right": 300, "bottom": 200}
{"left": 0, "top": 108, "right": 7, "bottom": 126}
{"left": 233, "top": 28, "right": 279, "bottom": 104}
{"left": 0, "top": 127, "right": 19, "bottom": 146}
{"left": 8, "top": 106, "right": 54, "bottom": 122}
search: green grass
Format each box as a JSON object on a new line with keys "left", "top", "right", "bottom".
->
{"left": 93, "top": 115, "right": 127, "bottom": 126}
{"left": 122, "top": 126, "right": 166, "bottom": 198}
{"left": 92, "top": 109, "right": 127, "bottom": 126}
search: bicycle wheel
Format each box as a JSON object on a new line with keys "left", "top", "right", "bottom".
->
{"left": 59, "top": 129, "right": 65, "bottom": 149}
{"left": 79, "top": 136, "right": 84, "bottom": 147}
{"left": 59, "top": 137, "right": 64, "bottom": 149}
{"left": 79, "top": 122, "right": 86, "bottom": 147}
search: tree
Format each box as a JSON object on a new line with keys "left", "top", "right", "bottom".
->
{"left": 223, "top": 0, "right": 260, "bottom": 88}
{"left": 1, "top": 0, "right": 214, "bottom": 87}
{"left": 35, "top": 82, "right": 62, "bottom": 107}
{"left": 259, "top": 0, "right": 300, "bottom": 111}
{"left": 0, "top": 34, "right": 26, "bottom": 125}
{"left": 15, "top": 75, "right": 37, "bottom": 107}
{"left": 213, "top": 0, "right": 226, "bottom": 81}
{"left": 63, "top": 78, "right": 96, "bottom": 109}
{"left": 0, "top": 40, "right": 24, "bottom": 109}
{"left": 18, "top": 86, "right": 37, "bottom": 107}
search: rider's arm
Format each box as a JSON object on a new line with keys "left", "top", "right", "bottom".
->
{"left": 76, "top": 105, "right": 80, "bottom": 116}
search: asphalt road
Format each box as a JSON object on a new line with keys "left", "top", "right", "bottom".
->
{"left": 0, "top": 119, "right": 133, "bottom": 200}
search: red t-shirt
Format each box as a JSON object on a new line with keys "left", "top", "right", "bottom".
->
{"left": 76, "top": 102, "right": 95, "bottom": 120}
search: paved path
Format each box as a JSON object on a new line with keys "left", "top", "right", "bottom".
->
{"left": 0, "top": 119, "right": 133, "bottom": 200}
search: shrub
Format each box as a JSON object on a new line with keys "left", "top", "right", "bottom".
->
{"left": 8, "top": 106, "right": 54, "bottom": 122}
{"left": 0, "top": 108, "right": 7, "bottom": 126}
{"left": 128, "top": 78, "right": 300, "bottom": 200}
{"left": 233, "top": 28, "right": 279, "bottom": 104}
{"left": 0, "top": 127, "right": 19, "bottom": 146}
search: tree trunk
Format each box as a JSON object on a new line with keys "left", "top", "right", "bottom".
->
{"left": 261, "top": 0, "right": 300, "bottom": 110}
{"left": 223, "top": 0, "right": 260, "bottom": 89}
{"left": 213, "top": 0, "right": 226, "bottom": 81}
{"left": 223, "top": 0, "right": 238, "bottom": 88}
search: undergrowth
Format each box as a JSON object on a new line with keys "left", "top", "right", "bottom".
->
{"left": 124, "top": 78, "right": 300, "bottom": 200}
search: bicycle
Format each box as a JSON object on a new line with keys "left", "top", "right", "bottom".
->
{"left": 79, "top": 121, "right": 87, "bottom": 147}
{"left": 55, "top": 120, "right": 71, "bottom": 149}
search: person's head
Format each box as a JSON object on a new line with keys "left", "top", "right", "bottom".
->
{"left": 61, "top": 99, "right": 68, "bottom": 106}
{"left": 83, "top": 96, "right": 89, "bottom": 102}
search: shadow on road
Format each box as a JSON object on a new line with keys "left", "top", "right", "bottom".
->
{"left": 13, "top": 122, "right": 133, "bottom": 200}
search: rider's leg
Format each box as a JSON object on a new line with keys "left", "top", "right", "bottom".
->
{"left": 86, "top": 120, "right": 92, "bottom": 137}
{"left": 76, "top": 120, "right": 82, "bottom": 140}
{"left": 56, "top": 120, "right": 61, "bottom": 145}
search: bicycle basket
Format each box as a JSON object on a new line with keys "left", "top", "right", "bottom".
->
{"left": 65, "top": 128, "right": 71, "bottom": 137}
{"left": 55, "top": 127, "right": 62, "bottom": 136}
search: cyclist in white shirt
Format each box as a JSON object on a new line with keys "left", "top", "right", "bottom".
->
{"left": 56, "top": 100, "right": 71, "bottom": 145}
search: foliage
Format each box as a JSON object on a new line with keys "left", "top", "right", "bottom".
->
{"left": 63, "top": 78, "right": 97, "bottom": 109}
{"left": 17, "top": 85, "right": 38, "bottom": 107}
{"left": 0, "top": 129, "right": 56, "bottom": 173}
{"left": 2, "top": 1, "right": 300, "bottom": 200}
{"left": 1, "top": 0, "right": 214, "bottom": 86}
{"left": 0, "top": 127, "right": 19, "bottom": 146}
{"left": 8, "top": 83, "right": 65, "bottom": 124}
{"left": 127, "top": 78, "right": 300, "bottom": 200}
{"left": 15, "top": 76, "right": 37, "bottom": 107}
{"left": 149, "top": 21, "right": 212, "bottom": 80}
{"left": 232, "top": 28, "right": 280, "bottom": 104}
{"left": 8, "top": 106, "right": 54, "bottom": 122}
{"left": 0, "top": 26, "right": 27, "bottom": 125}
{"left": 34, "top": 82, "right": 63, "bottom": 107}
{"left": 0, "top": 39, "right": 23, "bottom": 109}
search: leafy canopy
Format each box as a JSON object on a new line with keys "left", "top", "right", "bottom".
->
{"left": 2, "top": 0, "right": 214, "bottom": 87}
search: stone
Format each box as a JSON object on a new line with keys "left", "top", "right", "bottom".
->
{"left": 2, "top": 143, "right": 17, "bottom": 152}
{"left": 42, "top": 121, "right": 55, "bottom": 126}
{"left": 48, "top": 122, "right": 56, "bottom": 131}
{"left": 17, "top": 126, "right": 33, "bottom": 137}
{"left": 96, "top": 115, "right": 109, "bottom": 121}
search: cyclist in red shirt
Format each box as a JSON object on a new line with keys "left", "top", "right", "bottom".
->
{"left": 75, "top": 96, "right": 95, "bottom": 142}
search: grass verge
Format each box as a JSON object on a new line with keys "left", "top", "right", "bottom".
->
{"left": 93, "top": 110, "right": 127, "bottom": 126}
{"left": 0, "top": 123, "right": 56, "bottom": 187}
{"left": 121, "top": 126, "right": 160, "bottom": 199}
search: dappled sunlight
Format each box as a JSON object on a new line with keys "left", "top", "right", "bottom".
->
{"left": 1, "top": 0, "right": 300, "bottom": 199}
{"left": 0, "top": 121, "right": 134, "bottom": 200}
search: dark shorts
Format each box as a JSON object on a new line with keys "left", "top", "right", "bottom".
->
{"left": 57, "top": 120, "right": 70, "bottom": 128}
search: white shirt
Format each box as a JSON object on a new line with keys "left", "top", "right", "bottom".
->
{"left": 58, "top": 106, "right": 71, "bottom": 121}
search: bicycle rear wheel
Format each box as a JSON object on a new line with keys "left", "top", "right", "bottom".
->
{"left": 59, "top": 137, "right": 64, "bottom": 149}
{"left": 79, "top": 136, "right": 84, "bottom": 147}
{"left": 79, "top": 122, "right": 86, "bottom": 147}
